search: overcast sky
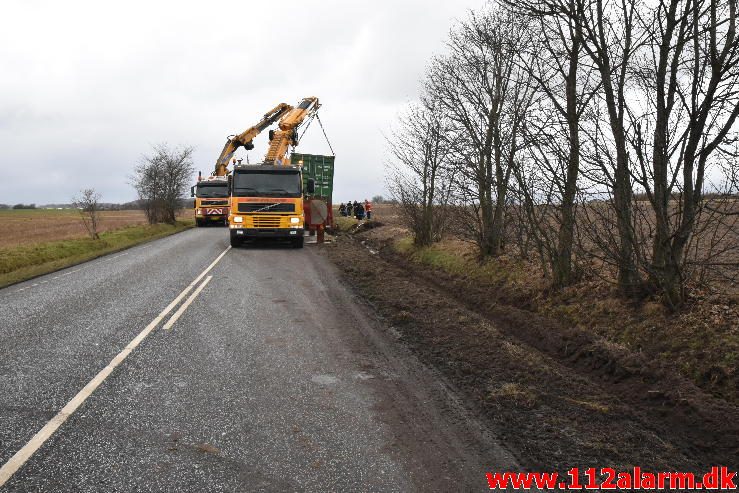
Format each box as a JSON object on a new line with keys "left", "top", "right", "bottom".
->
{"left": 0, "top": 0, "right": 484, "bottom": 205}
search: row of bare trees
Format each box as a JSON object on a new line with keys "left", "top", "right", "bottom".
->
{"left": 387, "top": 0, "right": 739, "bottom": 308}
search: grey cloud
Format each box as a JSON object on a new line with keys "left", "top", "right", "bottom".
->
{"left": 0, "top": 0, "right": 483, "bottom": 205}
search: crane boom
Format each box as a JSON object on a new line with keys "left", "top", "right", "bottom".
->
{"left": 213, "top": 102, "right": 293, "bottom": 176}
{"left": 264, "top": 97, "right": 320, "bottom": 165}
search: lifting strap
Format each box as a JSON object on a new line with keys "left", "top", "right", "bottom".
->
{"left": 315, "top": 114, "right": 335, "bottom": 156}
{"left": 294, "top": 112, "right": 336, "bottom": 157}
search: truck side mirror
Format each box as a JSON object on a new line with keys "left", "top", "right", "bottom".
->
{"left": 307, "top": 178, "right": 315, "bottom": 195}
{"left": 190, "top": 186, "right": 195, "bottom": 198}
{"left": 228, "top": 175, "right": 232, "bottom": 195}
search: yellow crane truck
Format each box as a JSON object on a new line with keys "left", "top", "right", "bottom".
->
{"left": 191, "top": 175, "right": 230, "bottom": 226}
{"left": 191, "top": 103, "right": 294, "bottom": 226}
{"left": 228, "top": 97, "right": 322, "bottom": 248}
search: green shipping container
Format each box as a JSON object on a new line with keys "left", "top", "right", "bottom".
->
{"left": 292, "top": 153, "right": 335, "bottom": 199}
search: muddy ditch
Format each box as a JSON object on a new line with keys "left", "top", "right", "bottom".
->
{"left": 321, "top": 230, "right": 739, "bottom": 473}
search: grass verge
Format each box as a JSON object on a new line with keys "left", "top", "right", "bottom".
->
{"left": 394, "top": 236, "right": 533, "bottom": 296}
{"left": 0, "top": 220, "right": 194, "bottom": 288}
{"left": 334, "top": 216, "right": 359, "bottom": 232}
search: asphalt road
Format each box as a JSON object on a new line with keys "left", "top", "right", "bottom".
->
{"left": 0, "top": 228, "right": 518, "bottom": 492}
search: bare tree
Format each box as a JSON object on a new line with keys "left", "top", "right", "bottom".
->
{"left": 72, "top": 188, "right": 101, "bottom": 240}
{"left": 131, "top": 144, "right": 195, "bottom": 225}
{"left": 625, "top": 0, "right": 739, "bottom": 307}
{"left": 514, "top": 0, "right": 646, "bottom": 294}
{"left": 426, "top": 6, "right": 537, "bottom": 256}
{"left": 386, "top": 100, "right": 455, "bottom": 246}
{"left": 507, "top": 1, "right": 602, "bottom": 286}
{"left": 516, "top": 0, "right": 739, "bottom": 305}
{"left": 575, "top": 0, "right": 649, "bottom": 297}
{"left": 386, "top": 0, "right": 739, "bottom": 307}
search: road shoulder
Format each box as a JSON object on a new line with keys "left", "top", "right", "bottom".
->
{"left": 306, "top": 247, "right": 520, "bottom": 489}
{"left": 0, "top": 221, "right": 194, "bottom": 289}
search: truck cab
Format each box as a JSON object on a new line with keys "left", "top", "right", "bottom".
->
{"left": 227, "top": 165, "right": 314, "bottom": 248}
{"left": 191, "top": 176, "right": 230, "bottom": 226}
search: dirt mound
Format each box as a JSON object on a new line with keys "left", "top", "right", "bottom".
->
{"left": 349, "top": 221, "right": 384, "bottom": 234}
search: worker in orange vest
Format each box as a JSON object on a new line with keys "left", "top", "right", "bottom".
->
{"left": 364, "top": 199, "right": 373, "bottom": 220}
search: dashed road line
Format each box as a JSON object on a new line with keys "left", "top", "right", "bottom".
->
{"left": 161, "top": 276, "right": 213, "bottom": 331}
{"left": 0, "top": 246, "right": 231, "bottom": 486}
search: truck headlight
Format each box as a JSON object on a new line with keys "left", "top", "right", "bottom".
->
{"left": 196, "top": 209, "right": 202, "bottom": 216}
{"left": 290, "top": 217, "right": 300, "bottom": 225}
{"left": 233, "top": 216, "right": 243, "bottom": 223}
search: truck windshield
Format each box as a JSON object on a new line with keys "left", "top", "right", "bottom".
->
{"left": 196, "top": 184, "right": 229, "bottom": 198}
{"left": 232, "top": 171, "right": 301, "bottom": 198}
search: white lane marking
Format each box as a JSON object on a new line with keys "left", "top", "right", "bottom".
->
{"left": 161, "top": 276, "right": 213, "bottom": 331}
{"left": 0, "top": 246, "right": 231, "bottom": 486}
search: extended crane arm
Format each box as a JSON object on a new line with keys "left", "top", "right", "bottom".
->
{"left": 213, "top": 102, "right": 293, "bottom": 176}
{"left": 264, "top": 97, "right": 320, "bottom": 165}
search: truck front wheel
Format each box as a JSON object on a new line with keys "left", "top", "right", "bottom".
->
{"left": 230, "top": 235, "right": 241, "bottom": 247}
{"left": 293, "top": 236, "right": 304, "bottom": 249}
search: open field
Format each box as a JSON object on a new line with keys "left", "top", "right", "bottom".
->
{"left": 0, "top": 210, "right": 194, "bottom": 288}
{"left": 0, "top": 209, "right": 166, "bottom": 248}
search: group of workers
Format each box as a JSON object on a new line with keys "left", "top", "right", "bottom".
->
{"left": 338, "top": 200, "right": 372, "bottom": 220}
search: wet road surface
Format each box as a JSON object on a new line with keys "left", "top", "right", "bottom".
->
{"left": 0, "top": 228, "right": 518, "bottom": 491}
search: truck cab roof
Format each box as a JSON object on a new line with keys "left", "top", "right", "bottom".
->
{"left": 233, "top": 164, "right": 300, "bottom": 172}
{"left": 197, "top": 180, "right": 228, "bottom": 186}
{"left": 197, "top": 175, "right": 228, "bottom": 184}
